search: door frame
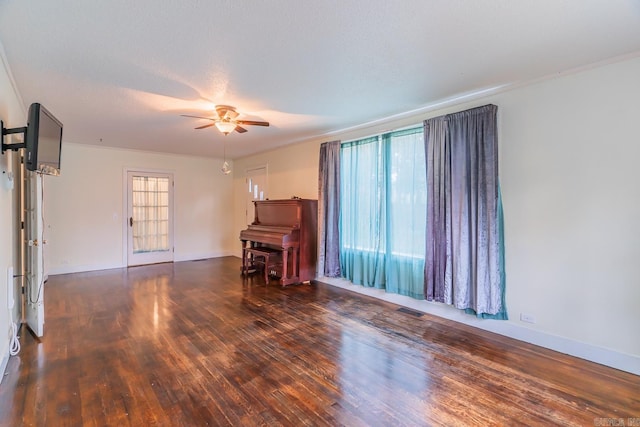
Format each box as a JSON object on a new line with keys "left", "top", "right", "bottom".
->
{"left": 122, "top": 168, "right": 175, "bottom": 267}
{"left": 11, "top": 150, "right": 24, "bottom": 326}
{"left": 24, "top": 170, "right": 44, "bottom": 337}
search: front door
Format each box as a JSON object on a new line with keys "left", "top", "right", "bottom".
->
{"left": 127, "top": 171, "right": 174, "bottom": 266}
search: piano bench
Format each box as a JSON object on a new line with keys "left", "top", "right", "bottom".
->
{"left": 244, "top": 247, "right": 283, "bottom": 284}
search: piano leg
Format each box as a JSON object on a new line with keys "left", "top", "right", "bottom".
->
{"left": 292, "top": 248, "right": 298, "bottom": 279}
{"left": 263, "top": 252, "right": 269, "bottom": 284}
{"left": 241, "top": 240, "right": 258, "bottom": 275}
{"left": 281, "top": 248, "right": 288, "bottom": 284}
{"left": 279, "top": 247, "right": 302, "bottom": 287}
{"left": 241, "top": 240, "right": 249, "bottom": 275}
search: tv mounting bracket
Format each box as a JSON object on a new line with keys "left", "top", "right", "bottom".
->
{"left": 1, "top": 120, "right": 27, "bottom": 153}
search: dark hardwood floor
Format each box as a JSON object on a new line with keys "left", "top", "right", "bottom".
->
{"left": 1, "top": 257, "right": 638, "bottom": 426}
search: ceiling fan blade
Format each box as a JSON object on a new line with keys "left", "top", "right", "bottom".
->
{"left": 181, "top": 114, "right": 216, "bottom": 121}
{"left": 235, "top": 126, "right": 248, "bottom": 133}
{"left": 237, "top": 120, "right": 269, "bottom": 127}
{"left": 195, "top": 123, "right": 216, "bottom": 130}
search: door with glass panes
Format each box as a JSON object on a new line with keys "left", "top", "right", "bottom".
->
{"left": 127, "top": 171, "right": 174, "bottom": 266}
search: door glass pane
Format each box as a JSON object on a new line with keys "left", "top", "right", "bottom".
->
{"left": 132, "top": 176, "right": 170, "bottom": 254}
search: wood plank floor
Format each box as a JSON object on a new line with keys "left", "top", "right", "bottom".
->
{"left": 1, "top": 256, "right": 638, "bottom": 426}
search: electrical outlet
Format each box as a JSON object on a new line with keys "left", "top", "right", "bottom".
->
{"left": 520, "top": 313, "right": 536, "bottom": 324}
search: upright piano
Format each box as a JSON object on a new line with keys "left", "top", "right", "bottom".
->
{"left": 240, "top": 198, "right": 318, "bottom": 286}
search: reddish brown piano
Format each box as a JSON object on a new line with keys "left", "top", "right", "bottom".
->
{"left": 240, "top": 198, "right": 318, "bottom": 286}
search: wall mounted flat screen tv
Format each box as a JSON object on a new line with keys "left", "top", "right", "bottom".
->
{"left": 25, "top": 103, "right": 63, "bottom": 175}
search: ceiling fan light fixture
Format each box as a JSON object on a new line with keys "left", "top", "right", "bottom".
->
{"left": 182, "top": 105, "right": 269, "bottom": 135}
{"left": 215, "top": 121, "right": 237, "bottom": 135}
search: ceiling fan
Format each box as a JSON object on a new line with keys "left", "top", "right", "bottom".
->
{"left": 181, "top": 105, "right": 269, "bottom": 135}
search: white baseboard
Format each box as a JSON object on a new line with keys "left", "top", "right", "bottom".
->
{"left": 174, "top": 251, "right": 235, "bottom": 263}
{"left": 48, "top": 261, "right": 124, "bottom": 276}
{"left": 319, "top": 277, "right": 640, "bottom": 376}
{"left": 48, "top": 253, "right": 236, "bottom": 276}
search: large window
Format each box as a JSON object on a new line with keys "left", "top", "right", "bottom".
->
{"left": 339, "top": 127, "right": 426, "bottom": 299}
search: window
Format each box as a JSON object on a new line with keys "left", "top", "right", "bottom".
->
{"left": 339, "top": 127, "right": 426, "bottom": 299}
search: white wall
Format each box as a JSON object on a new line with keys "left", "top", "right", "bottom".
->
{"left": 497, "top": 57, "right": 640, "bottom": 362}
{"left": 233, "top": 55, "right": 640, "bottom": 373}
{"left": 0, "top": 44, "right": 26, "bottom": 380}
{"left": 233, "top": 141, "right": 320, "bottom": 240}
{"left": 45, "top": 144, "right": 235, "bottom": 274}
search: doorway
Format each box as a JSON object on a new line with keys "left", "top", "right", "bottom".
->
{"left": 245, "top": 166, "right": 268, "bottom": 225}
{"left": 126, "top": 170, "right": 174, "bottom": 266}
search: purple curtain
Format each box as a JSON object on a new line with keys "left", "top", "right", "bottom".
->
{"left": 424, "top": 105, "right": 507, "bottom": 319}
{"left": 318, "top": 140, "right": 341, "bottom": 277}
{"left": 424, "top": 116, "right": 450, "bottom": 302}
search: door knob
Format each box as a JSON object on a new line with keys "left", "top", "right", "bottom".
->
{"left": 129, "top": 217, "right": 133, "bottom": 227}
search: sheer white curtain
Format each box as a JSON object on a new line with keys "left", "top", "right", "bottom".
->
{"left": 132, "top": 176, "right": 170, "bottom": 253}
{"left": 340, "top": 128, "right": 426, "bottom": 299}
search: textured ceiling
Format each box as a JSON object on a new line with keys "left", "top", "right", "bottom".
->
{"left": 1, "top": 1, "right": 639, "bottom": 159}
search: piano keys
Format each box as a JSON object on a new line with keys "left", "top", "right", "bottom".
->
{"left": 240, "top": 198, "right": 318, "bottom": 286}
